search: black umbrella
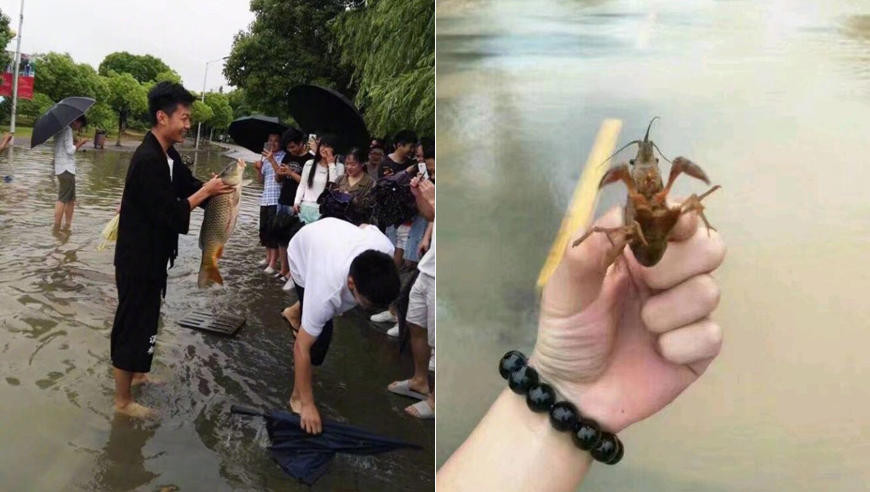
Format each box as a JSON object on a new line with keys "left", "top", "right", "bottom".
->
{"left": 31, "top": 96, "right": 95, "bottom": 148}
{"left": 286, "top": 85, "right": 369, "bottom": 153}
{"left": 228, "top": 115, "right": 288, "bottom": 154}
{"left": 231, "top": 405, "right": 421, "bottom": 485}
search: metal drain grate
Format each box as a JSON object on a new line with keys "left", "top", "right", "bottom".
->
{"left": 177, "top": 311, "right": 245, "bottom": 337}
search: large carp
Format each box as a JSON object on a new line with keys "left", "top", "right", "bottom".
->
{"left": 198, "top": 159, "right": 246, "bottom": 288}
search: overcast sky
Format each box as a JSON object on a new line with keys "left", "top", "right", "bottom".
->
{"left": 0, "top": 0, "right": 255, "bottom": 91}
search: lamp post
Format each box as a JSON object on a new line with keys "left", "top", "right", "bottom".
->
{"left": 9, "top": 0, "right": 24, "bottom": 144}
{"left": 194, "top": 56, "right": 228, "bottom": 152}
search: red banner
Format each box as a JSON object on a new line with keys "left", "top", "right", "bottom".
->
{"left": 0, "top": 72, "right": 34, "bottom": 99}
{"left": 0, "top": 53, "right": 34, "bottom": 100}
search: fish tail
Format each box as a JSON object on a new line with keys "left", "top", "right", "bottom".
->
{"left": 198, "top": 250, "right": 223, "bottom": 288}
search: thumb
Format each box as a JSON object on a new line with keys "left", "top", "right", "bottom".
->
{"left": 542, "top": 206, "right": 628, "bottom": 318}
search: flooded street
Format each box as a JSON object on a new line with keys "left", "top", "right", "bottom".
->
{"left": 437, "top": 0, "right": 870, "bottom": 490}
{"left": 0, "top": 144, "right": 433, "bottom": 490}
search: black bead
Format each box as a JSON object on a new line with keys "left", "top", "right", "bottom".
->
{"left": 591, "top": 433, "right": 620, "bottom": 463}
{"left": 499, "top": 350, "right": 527, "bottom": 380}
{"left": 549, "top": 401, "right": 579, "bottom": 432}
{"left": 571, "top": 418, "right": 603, "bottom": 451}
{"left": 604, "top": 437, "right": 624, "bottom": 465}
{"left": 525, "top": 383, "right": 556, "bottom": 413}
{"left": 508, "top": 365, "right": 538, "bottom": 394}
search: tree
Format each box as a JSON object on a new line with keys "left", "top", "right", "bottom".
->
{"left": 224, "top": 0, "right": 351, "bottom": 117}
{"left": 104, "top": 71, "right": 147, "bottom": 146}
{"left": 332, "top": 0, "right": 434, "bottom": 138}
{"left": 190, "top": 100, "right": 214, "bottom": 126}
{"left": 88, "top": 101, "right": 118, "bottom": 133}
{"left": 98, "top": 51, "right": 177, "bottom": 84}
{"left": 226, "top": 88, "right": 255, "bottom": 119}
{"left": 33, "top": 52, "right": 106, "bottom": 102}
{"left": 205, "top": 92, "right": 233, "bottom": 130}
{"left": 17, "top": 92, "right": 54, "bottom": 124}
{"left": 155, "top": 70, "right": 181, "bottom": 84}
{"left": 0, "top": 10, "right": 13, "bottom": 70}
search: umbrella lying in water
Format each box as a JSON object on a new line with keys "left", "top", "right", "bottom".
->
{"left": 286, "top": 85, "right": 369, "bottom": 153}
{"left": 230, "top": 405, "right": 421, "bottom": 485}
{"left": 31, "top": 96, "right": 95, "bottom": 148}
{"left": 227, "top": 115, "right": 288, "bottom": 154}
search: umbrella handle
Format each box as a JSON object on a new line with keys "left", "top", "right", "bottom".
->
{"left": 230, "top": 404, "right": 264, "bottom": 417}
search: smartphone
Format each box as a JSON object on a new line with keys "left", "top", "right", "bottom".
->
{"left": 418, "top": 162, "right": 429, "bottom": 181}
{"left": 263, "top": 141, "right": 271, "bottom": 153}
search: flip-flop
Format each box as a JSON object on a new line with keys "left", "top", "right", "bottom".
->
{"left": 405, "top": 400, "right": 434, "bottom": 420}
{"left": 279, "top": 310, "right": 299, "bottom": 337}
{"left": 387, "top": 379, "right": 428, "bottom": 401}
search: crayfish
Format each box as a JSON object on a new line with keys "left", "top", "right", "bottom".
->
{"left": 572, "top": 117, "right": 721, "bottom": 266}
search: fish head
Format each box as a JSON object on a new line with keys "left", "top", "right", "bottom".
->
{"left": 219, "top": 159, "right": 247, "bottom": 186}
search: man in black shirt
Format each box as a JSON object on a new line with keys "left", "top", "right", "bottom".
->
{"left": 112, "top": 82, "right": 234, "bottom": 418}
{"left": 379, "top": 129, "right": 417, "bottom": 178}
{"left": 276, "top": 127, "right": 310, "bottom": 290}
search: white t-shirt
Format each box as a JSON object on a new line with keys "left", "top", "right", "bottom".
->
{"left": 288, "top": 218, "right": 395, "bottom": 336}
{"left": 53, "top": 126, "right": 77, "bottom": 175}
{"left": 167, "top": 156, "right": 174, "bottom": 182}
{"left": 293, "top": 160, "right": 343, "bottom": 205}
{"left": 418, "top": 230, "right": 435, "bottom": 278}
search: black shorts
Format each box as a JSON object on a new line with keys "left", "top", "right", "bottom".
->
{"left": 111, "top": 271, "right": 164, "bottom": 373}
{"left": 295, "top": 285, "right": 334, "bottom": 366}
{"left": 259, "top": 205, "right": 279, "bottom": 248}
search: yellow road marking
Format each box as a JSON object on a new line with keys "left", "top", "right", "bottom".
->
{"left": 536, "top": 119, "right": 623, "bottom": 290}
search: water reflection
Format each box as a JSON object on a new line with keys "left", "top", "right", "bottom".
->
{"left": 90, "top": 418, "right": 159, "bottom": 491}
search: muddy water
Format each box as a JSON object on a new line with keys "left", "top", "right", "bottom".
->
{"left": 437, "top": 0, "right": 870, "bottom": 490}
{"left": 0, "top": 143, "right": 433, "bottom": 490}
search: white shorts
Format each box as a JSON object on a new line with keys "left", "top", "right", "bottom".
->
{"left": 406, "top": 272, "right": 435, "bottom": 348}
{"left": 395, "top": 223, "right": 411, "bottom": 250}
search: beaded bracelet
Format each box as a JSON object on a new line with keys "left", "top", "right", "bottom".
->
{"left": 499, "top": 350, "right": 624, "bottom": 465}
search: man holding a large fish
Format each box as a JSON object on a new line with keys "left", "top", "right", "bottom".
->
{"left": 111, "top": 82, "right": 236, "bottom": 419}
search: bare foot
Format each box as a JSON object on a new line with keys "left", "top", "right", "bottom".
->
{"left": 404, "top": 399, "right": 435, "bottom": 419}
{"left": 281, "top": 306, "right": 301, "bottom": 334}
{"left": 114, "top": 401, "right": 157, "bottom": 419}
{"left": 131, "top": 374, "right": 163, "bottom": 387}
{"left": 288, "top": 395, "right": 302, "bottom": 414}
{"left": 388, "top": 379, "right": 430, "bottom": 398}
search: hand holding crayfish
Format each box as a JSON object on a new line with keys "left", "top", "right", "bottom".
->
{"left": 532, "top": 202, "right": 726, "bottom": 434}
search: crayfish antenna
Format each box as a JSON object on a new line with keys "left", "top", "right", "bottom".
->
{"left": 644, "top": 116, "right": 660, "bottom": 142}
{"left": 596, "top": 139, "right": 641, "bottom": 169}
{"left": 651, "top": 142, "right": 672, "bottom": 163}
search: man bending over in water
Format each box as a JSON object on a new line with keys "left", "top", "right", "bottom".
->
{"left": 285, "top": 217, "right": 400, "bottom": 433}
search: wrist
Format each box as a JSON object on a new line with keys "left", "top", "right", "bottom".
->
{"left": 441, "top": 389, "right": 592, "bottom": 491}
{"left": 528, "top": 351, "right": 629, "bottom": 434}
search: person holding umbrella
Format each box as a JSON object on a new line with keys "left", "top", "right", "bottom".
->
{"left": 30, "top": 96, "right": 98, "bottom": 229}
{"left": 52, "top": 115, "right": 89, "bottom": 230}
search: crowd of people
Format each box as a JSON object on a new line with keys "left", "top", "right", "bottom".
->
{"left": 99, "top": 82, "right": 436, "bottom": 431}
{"left": 252, "top": 126, "right": 437, "bottom": 429}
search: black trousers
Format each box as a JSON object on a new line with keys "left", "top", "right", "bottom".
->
{"left": 295, "top": 285, "right": 334, "bottom": 366}
{"left": 111, "top": 271, "right": 164, "bottom": 373}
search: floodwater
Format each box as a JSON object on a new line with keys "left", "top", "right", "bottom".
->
{"left": 0, "top": 143, "right": 433, "bottom": 490}
{"left": 437, "top": 0, "right": 870, "bottom": 490}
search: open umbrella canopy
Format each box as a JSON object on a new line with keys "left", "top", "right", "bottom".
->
{"left": 231, "top": 405, "right": 421, "bottom": 485}
{"left": 31, "top": 97, "right": 95, "bottom": 148}
{"left": 286, "top": 85, "right": 369, "bottom": 153}
{"left": 228, "top": 115, "right": 288, "bottom": 154}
